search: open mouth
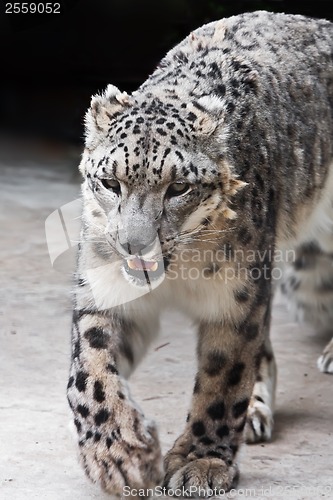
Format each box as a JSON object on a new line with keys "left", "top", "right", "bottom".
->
{"left": 123, "top": 256, "right": 165, "bottom": 285}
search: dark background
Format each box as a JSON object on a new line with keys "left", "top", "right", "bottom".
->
{"left": 0, "top": 0, "right": 333, "bottom": 152}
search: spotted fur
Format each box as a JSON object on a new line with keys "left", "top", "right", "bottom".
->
{"left": 67, "top": 11, "right": 333, "bottom": 495}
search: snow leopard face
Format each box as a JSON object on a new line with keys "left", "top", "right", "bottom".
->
{"left": 79, "top": 86, "right": 244, "bottom": 287}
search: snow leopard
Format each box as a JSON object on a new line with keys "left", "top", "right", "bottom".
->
{"left": 67, "top": 10, "right": 333, "bottom": 495}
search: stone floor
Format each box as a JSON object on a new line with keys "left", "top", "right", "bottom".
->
{"left": 1, "top": 160, "right": 332, "bottom": 500}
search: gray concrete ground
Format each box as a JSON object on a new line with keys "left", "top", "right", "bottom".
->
{"left": 1, "top": 161, "right": 332, "bottom": 500}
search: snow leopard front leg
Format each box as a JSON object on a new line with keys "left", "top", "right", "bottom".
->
{"left": 164, "top": 284, "right": 272, "bottom": 493}
{"left": 245, "top": 305, "right": 276, "bottom": 443}
{"left": 67, "top": 297, "right": 163, "bottom": 494}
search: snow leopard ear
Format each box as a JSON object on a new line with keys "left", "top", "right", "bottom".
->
{"left": 84, "top": 84, "right": 133, "bottom": 148}
{"left": 187, "top": 95, "right": 225, "bottom": 136}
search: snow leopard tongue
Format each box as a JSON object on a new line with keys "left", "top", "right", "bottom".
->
{"left": 127, "top": 257, "right": 158, "bottom": 272}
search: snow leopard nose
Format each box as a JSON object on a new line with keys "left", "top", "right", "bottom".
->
{"left": 117, "top": 195, "right": 161, "bottom": 256}
{"left": 118, "top": 237, "right": 157, "bottom": 256}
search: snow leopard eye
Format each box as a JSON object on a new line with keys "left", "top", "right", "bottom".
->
{"left": 166, "top": 182, "right": 191, "bottom": 197}
{"left": 101, "top": 178, "right": 121, "bottom": 195}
